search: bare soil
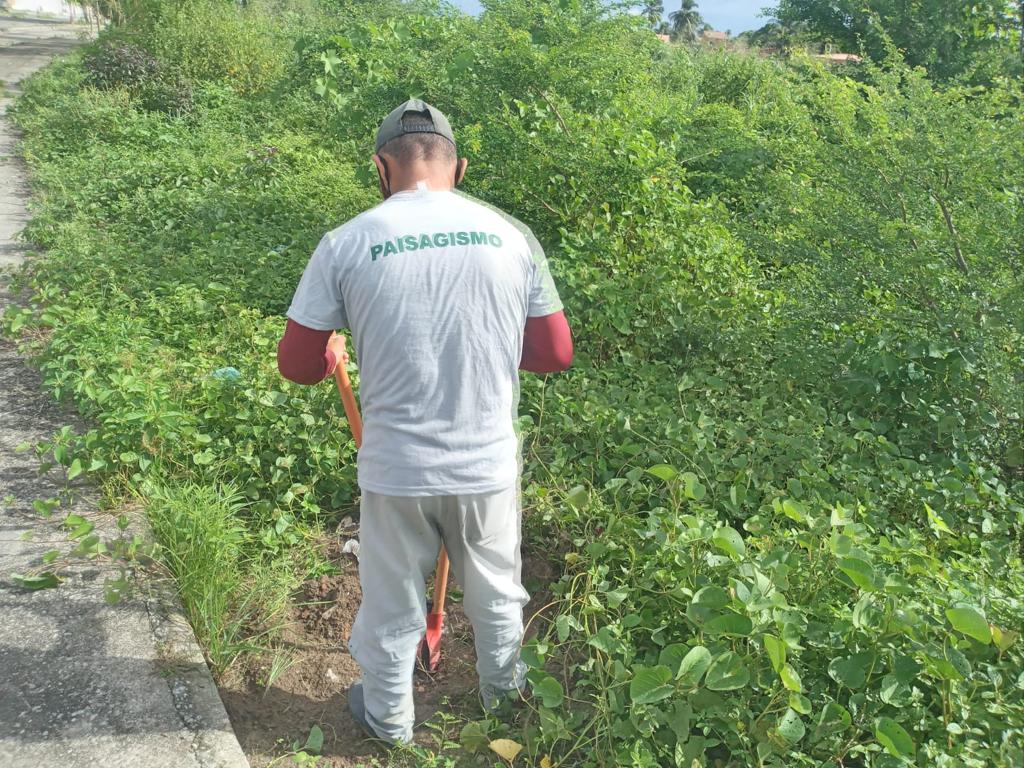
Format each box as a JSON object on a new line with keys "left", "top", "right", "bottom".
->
{"left": 218, "top": 533, "right": 561, "bottom": 766}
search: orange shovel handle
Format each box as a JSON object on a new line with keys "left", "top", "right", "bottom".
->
{"left": 334, "top": 362, "right": 363, "bottom": 449}
{"left": 430, "top": 548, "right": 450, "bottom": 617}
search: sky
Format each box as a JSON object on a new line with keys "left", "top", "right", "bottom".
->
{"left": 448, "top": 1, "right": 775, "bottom": 34}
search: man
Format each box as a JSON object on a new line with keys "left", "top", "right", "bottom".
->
{"left": 276, "top": 99, "right": 572, "bottom": 744}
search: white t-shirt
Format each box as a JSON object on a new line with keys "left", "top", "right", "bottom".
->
{"left": 287, "top": 188, "right": 563, "bottom": 496}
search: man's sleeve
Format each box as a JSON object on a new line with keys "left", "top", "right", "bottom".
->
{"left": 277, "top": 319, "right": 337, "bottom": 385}
{"left": 286, "top": 234, "right": 349, "bottom": 330}
{"left": 520, "top": 311, "right": 573, "bottom": 373}
{"left": 524, "top": 230, "right": 563, "bottom": 318}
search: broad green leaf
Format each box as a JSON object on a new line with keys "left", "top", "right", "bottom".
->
{"left": 564, "top": 485, "right": 588, "bottom": 508}
{"left": 943, "top": 643, "right": 972, "bottom": 679}
{"left": 703, "top": 612, "right": 752, "bottom": 636}
{"left": 676, "top": 645, "right": 712, "bottom": 686}
{"left": 780, "top": 663, "right": 802, "bottom": 692}
{"left": 646, "top": 464, "right": 677, "bottom": 482}
{"left": 828, "top": 652, "right": 873, "bottom": 689}
{"left": 687, "top": 585, "right": 729, "bottom": 625}
{"left": 629, "top": 665, "right": 675, "bottom": 705}
{"left": 763, "top": 634, "right": 786, "bottom": 673}
{"left": 837, "top": 557, "right": 876, "bottom": 591}
{"left": 460, "top": 721, "right": 489, "bottom": 752}
{"left": 875, "top": 716, "right": 915, "bottom": 758}
{"left": 303, "top": 725, "right": 323, "bottom": 755}
{"left": 992, "top": 625, "right": 1018, "bottom": 652}
{"left": 192, "top": 449, "right": 215, "bottom": 466}
{"left": 32, "top": 499, "right": 57, "bottom": 517}
{"left": 777, "top": 708, "right": 805, "bottom": 744}
{"left": 945, "top": 605, "right": 991, "bottom": 644}
{"left": 789, "top": 692, "right": 811, "bottom": 714}
{"left": 68, "top": 520, "right": 94, "bottom": 540}
{"left": 705, "top": 651, "right": 749, "bottom": 691}
{"left": 11, "top": 572, "right": 60, "bottom": 590}
{"left": 712, "top": 526, "right": 745, "bottom": 559}
{"left": 1006, "top": 445, "right": 1024, "bottom": 468}
{"left": 681, "top": 472, "right": 706, "bottom": 500}
{"left": 691, "top": 585, "right": 730, "bottom": 608}
{"left": 880, "top": 674, "right": 910, "bottom": 706}
{"left": 658, "top": 643, "right": 688, "bottom": 671}
{"left": 816, "top": 701, "right": 851, "bottom": 734}
{"left": 782, "top": 499, "right": 806, "bottom": 523}
{"left": 66, "top": 459, "right": 83, "bottom": 480}
{"left": 925, "top": 502, "right": 952, "bottom": 535}
{"left": 925, "top": 650, "right": 965, "bottom": 681}
{"left": 667, "top": 700, "right": 692, "bottom": 743}
{"left": 532, "top": 675, "right": 564, "bottom": 708}
{"left": 830, "top": 502, "right": 854, "bottom": 526}
{"left": 605, "top": 588, "right": 628, "bottom": 608}
{"left": 555, "top": 613, "right": 581, "bottom": 642}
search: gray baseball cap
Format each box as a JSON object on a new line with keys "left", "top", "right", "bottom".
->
{"left": 375, "top": 99, "right": 456, "bottom": 153}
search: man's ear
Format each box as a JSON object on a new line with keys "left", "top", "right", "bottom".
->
{"left": 372, "top": 153, "right": 390, "bottom": 198}
{"left": 454, "top": 157, "right": 468, "bottom": 187}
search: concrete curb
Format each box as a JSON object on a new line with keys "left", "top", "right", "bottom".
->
{"left": 144, "top": 573, "right": 253, "bottom": 768}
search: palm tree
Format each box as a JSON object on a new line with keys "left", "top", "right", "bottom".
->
{"left": 669, "top": 0, "right": 703, "bottom": 44}
{"left": 640, "top": 0, "right": 664, "bottom": 30}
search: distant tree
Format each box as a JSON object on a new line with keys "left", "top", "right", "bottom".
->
{"left": 640, "top": 0, "right": 664, "bottom": 29}
{"left": 770, "top": 0, "right": 1021, "bottom": 79}
{"left": 1019, "top": 1, "right": 1023, "bottom": 62}
{"left": 740, "top": 19, "right": 812, "bottom": 50}
{"left": 656, "top": 20, "right": 670, "bottom": 35}
{"left": 669, "top": 0, "right": 703, "bottom": 43}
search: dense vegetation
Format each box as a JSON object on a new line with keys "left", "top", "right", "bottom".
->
{"left": 6, "top": 0, "right": 1023, "bottom": 765}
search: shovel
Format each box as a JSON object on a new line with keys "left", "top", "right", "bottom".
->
{"left": 332, "top": 340, "right": 449, "bottom": 673}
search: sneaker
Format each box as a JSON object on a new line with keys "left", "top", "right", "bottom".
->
{"left": 347, "top": 683, "right": 413, "bottom": 744}
{"left": 481, "top": 677, "right": 530, "bottom": 712}
{"left": 347, "top": 683, "right": 382, "bottom": 740}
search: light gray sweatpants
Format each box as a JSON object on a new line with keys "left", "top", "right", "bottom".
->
{"left": 348, "top": 484, "right": 529, "bottom": 743}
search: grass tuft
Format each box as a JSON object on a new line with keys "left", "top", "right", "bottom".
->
{"left": 144, "top": 480, "right": 293, "bottom": 675}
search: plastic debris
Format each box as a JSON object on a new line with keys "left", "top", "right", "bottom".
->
{"left": 210, "top": 366, "right": 241, "bottom": 381}
{"left": 341, "top": 539, "right": 360, "bottom": 559}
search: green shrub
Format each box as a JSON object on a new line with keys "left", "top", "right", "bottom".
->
{"left": 82, "top": 40, "right": 159, "bottom": 89}
{"left": 82, "top": 38, "right": 193, "bottom": 114}
{"left": 142, "top": 0, "right": 287, "bottom": 94}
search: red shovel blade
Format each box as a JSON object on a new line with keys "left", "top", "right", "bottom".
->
{"left": 420, "top": 611, "right": 444, "bottom": 672}
{"left": 419, "top": 548, "right": 450, "bottom": 673}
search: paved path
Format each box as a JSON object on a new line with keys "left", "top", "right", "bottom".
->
{"left": 0, "top": 16, "right": 249, "bottom": 768}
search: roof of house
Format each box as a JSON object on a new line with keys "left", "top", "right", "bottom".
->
{"left": 701, "top": 30, "right": 729, "bottom": 41}
{"left": 814, "top": 52, "right": 863, "bottom": 63}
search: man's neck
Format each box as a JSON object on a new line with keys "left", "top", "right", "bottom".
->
{"left": 386, "top": 162, "right": 455, "bottom": 194}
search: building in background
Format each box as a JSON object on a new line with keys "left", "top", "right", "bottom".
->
{"left": 3, "top": 0, "right": 87, "bottom": 20}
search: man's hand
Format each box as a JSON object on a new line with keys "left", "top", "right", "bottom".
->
{"left": 327, "top": 331, "right": 350, "bottom": 372}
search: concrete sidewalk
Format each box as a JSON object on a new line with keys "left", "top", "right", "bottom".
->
{"left": 0, "top": 16, "right": 249, "bottom": 768}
